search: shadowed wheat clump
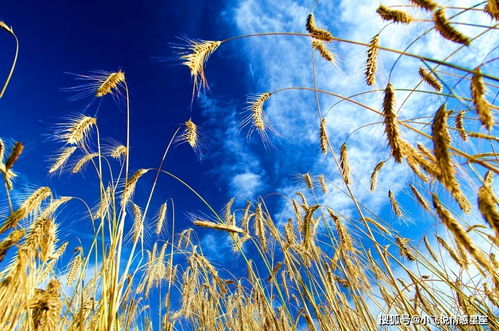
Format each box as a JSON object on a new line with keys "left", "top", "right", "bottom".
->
{"left": 0, "top": 1, "right": 498, "bottom": 330}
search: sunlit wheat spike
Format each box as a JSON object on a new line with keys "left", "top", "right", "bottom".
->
{"left": 409, "top": 0, "right": 438, "bottom": 11}
{"left": 329, "top": 209, "right": 354, "bottom": 253}
{"left": 395, "top": 236, "right": 415, "bottom": 261}
{"left": 376, "top": 4, "right": 413, "bottom": 23}
{"left": 363, "top": 216, "right": 390, "bottom": 235}
{"left": 303, "top": 173, "right": 313, "bottom": 190}
{"left": 111, "top": 145, "right": 127, "bottom": 159}
{"left": 94, "top": 185, "right": 111, "bottom": 220}
{"left": 388, "top": 190, "right": 402, "bottom": 217}
{"left": 318, "top": 174, "right": 328, "bottom": 193}
{"left": 320, "top": 118, "right": 328, "bottom": 154}
{"left": 0, "top": 138, "right": 4, "bottom": 162}
{"left": 409, "top": 184, "right": 430, "bottom": 211}
{"left": 0, "top": 229, "right": 24, "bottom": 263}
{"left": 179, "top": 39, "right": 221, "bottom": 92}
{"left": 193, "top": 220, "right": 245, "bottom": 234}
{"left": 478, "top": 180, "right": 499, "bottom": 239}
{"left": 339, "top": 143, "right": 351, "bottom": 184}
{"left": 455, "top": 111, "right": 468, "bottom": 141}
{"left": 96, "top": 70, "right": 125, "bottom": 97}
{"left": 305, "top": 13, "right": 333, "bottom": 41}
{"left": 0, "top": 21, "right": 13, "bottom": 35}
{"left": 67, "top": 250, "right": 82, "bottom": 285}
{"left": 370, "top": 161, "right": 385, "bottom": 192}
{"left": 423, "top": 235, "right": 438, "bottom": 262}
{"left": 49, "top": 146, "right": 77, "bottom": 174}
{"left": 132, "top": 203, "right": 144, "bottom": 243}
{"left": 432, "top": 193, "right": 492, "bottom": 272}
{"left": 436, "top": 235, "right": 465, "bottom": 268}
{"left": 62, "top": 115, "right": 96, "bottom": 145}
{"left": 155, "top": 202, "right": 167, "bottom": 235}
{"left": 0, "top": 186, "right": 51, "bottom": 234}
{"left": 5, "top": 142, "right": 23, "bottom": 170}
{"left": 468, "top": 131, "right": 499, "bottom": 141}
{"left": 121, "top": 169, "right": 149, "bottom": 207}
{"left": 254, "top": 202, "right": 267, "bottom": 251}
{"left": 433, "top": 8, "right": 470, "bottom": 46}
{"left": 383, "top": 83, "right": 404, "bottom": 163}
{"left": 471, "top": 68, "right": 494, "bottom": 130}
{"left": 72, "top": 152, "right": 98, "bottom": 173}
{"left": 183, "top": 119, "right": 198, "bottom": 148}
{"left": 40, "top": 196, "right": 72, "bottom": 219}
{"left": 485, "top": 0, "right": 499, "bottom": 20}
{"left": 247, "top": 92, "right": 271, "bottom": 133}
{"left": 431, "top": 104, "right": 470, "bottom": 213}
{"left": 312, "top": 40, "right": 334, "bottom": 62}
{"left": 419, "top": 67, "right": 442, "bottom": 92}
{"left": 365, "top": 34, "right": 379, "bottom": 86}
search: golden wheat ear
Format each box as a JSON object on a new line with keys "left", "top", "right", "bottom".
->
{"left": 96, "top": 71, "right": 125, "bottom": 97}
{"left": 433, "top": 8, "right": 470, "bottom": 46}
{"left": 376, "top": 4, "right": 413, "bottom": 24}
{"left": 409, "top": 0, "right": 438, "bottom": 11}
{"left": 0, "top": 21, "right": 13, "bottom": 35}
{"left": 365, "top": 34, "right": 379, "bottom": 86}
{"left": 178, "top": 39, "right": 221, "bottom": 94}
{"left": 485, "top": 0, "right": 499, "bottom": 20}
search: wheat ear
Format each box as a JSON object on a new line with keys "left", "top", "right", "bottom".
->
{"left": 305, "top": 13, "right": 333, "bottom": 41}
{"left": 455, "top": 111, "right": 468, "bottom": 141}
{"left": 433, "top": 8, "right": 470, "bottom": 46}
{"left": 383, "top": 83, "right": 404, "bottom": 163}
{"left": 471, "top": 68, "right": 494, "bottom": 130}
{"left": 340, "top": 143, "right": 350, "bottom": 184}
{"left": 409, "top": 0, "right": 438, "bottom": 11}
{"left": 96, "top": 71, "right": 125, "bottom": 97}
{"left": 365, "top": 34, "right": 379, "bottom": 86}
{"left": 419, "top": 67, "right": 442, "bottom": 92}
{"left": 377, "top": 4, "right": 413, "bottom": 23}
{"left": 370, "top": 161, "right": 385, "bottom": 192}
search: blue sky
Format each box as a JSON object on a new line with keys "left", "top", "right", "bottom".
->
{"left": 0, "top": 0, "right": 498, "bottom": 328}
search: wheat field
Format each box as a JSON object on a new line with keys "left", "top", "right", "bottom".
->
{"left": 0, "top": 1, "right": 498, "bottom": 330}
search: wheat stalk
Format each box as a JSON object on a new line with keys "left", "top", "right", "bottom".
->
{"left": 121, "top": 169, "right": 149, "bottom": 208}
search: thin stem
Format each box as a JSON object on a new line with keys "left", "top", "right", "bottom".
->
{"left": 0, "top": 32, "right": 19, "bottom": 98}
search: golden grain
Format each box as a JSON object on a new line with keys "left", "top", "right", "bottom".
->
{"left": 471, "top": 67, "right": 494, "bottom": 130}
{"left": 340, "top": 143, "right": 350, "bottom": 184}
{"left": 377, "top": 4, "right": 413, "bottom": 23}
{"left": 419, "top": 67, "right": 442, "bottom": 92}
{"left": 409, "top": 0, "right": 438, "bottom": 11}
{"left": 370, "top": 161, "right": 385, "bottom": 192}
{"left": 365, "top": 34, "right": 379, "bottom": 86}
{"left": 96, "top": 71, "right": 125, "bottom": 97}
{"left": 383, "top": 83, "right": 404, "bottom": 163}
{"left": 433, "top": 8, "right": 470, "bottom": 46}
{"left": 305, "top": 13, "right": 333, "bottom": 41}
